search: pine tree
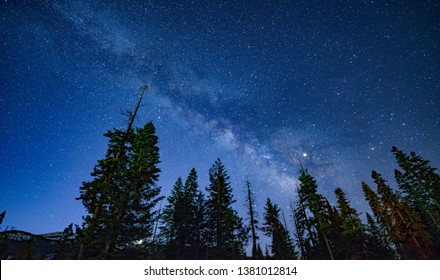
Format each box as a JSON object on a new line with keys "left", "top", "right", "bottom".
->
{"left": 160, "top": 177, "right": 185, "bottom": 259}
{"left": 205, "top": 158, "right": 247, "bottom": 259}
{"left": 262, "top": 198, "right": 296, "bottom": 259}
{"left": 333, "top": 188, "right": 366, "bottom": 259}
{"left": 161, "top": 168, "right": 207, "bottom": 259}
{"left": 192, "top": 189, "right": 208, "bottom": 259}
{"left": 363, "top": 212, "right": 395, "bottom": 259}
{"left": 281, "top": 208, "right": 297, "bottom": 259}
{"left": 363, "top": 171, "right": 434, "bottom": 259}
{"left": 77, "top": 86, "right": 163, "bottom": 259}
{"left": 392, "top": 146, "right": 440, "bottom": 206}
{"left": 184, "top": 168, "right": 208, "bottom": 259}
{"left": 295, "top": 167, "right": 334, "bottom": 259}
{"left": 362, "top": 181, "right": 398, "bottom": 259}
{"left": 112, "top": 123, "right": 163, "bottom": 254}
{"left": 291, "top": 199, "right": 310, "bottom": 259}
{"left": 362, "top": 182, "right": 383, "bottom": 221}
{"left": 392, "top": 146, "right": 440, "bottom": 253}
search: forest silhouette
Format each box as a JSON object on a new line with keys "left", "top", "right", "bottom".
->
{"left": 1, "top": 88, "right": 439, "bottom": 260}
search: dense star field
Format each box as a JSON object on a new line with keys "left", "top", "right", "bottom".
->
{"left": 0, "top": 0, "right": 439, "bottom": 237}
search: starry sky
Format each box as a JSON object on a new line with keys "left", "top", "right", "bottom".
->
{"left": 1, "top": 0, "right": 439, "bottom": 235}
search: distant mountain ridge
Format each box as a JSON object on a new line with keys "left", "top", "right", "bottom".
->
{"left": 0, "top": 229, "right": 76, "bottom": 259}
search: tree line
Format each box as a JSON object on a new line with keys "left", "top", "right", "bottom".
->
{"left": 2, "top": 88, "right": 439, "bottom": 260}
{"left": 71, "top": 115, "right": 440, "bottom": 259}
{"left": 292, "top": 148, "right": 440, "bottom": 260}
{"left": 72, "top": 116, "right": 440, "bottom": 259}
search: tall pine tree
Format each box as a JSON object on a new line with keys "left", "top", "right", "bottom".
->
{"left": 262, "top": 198, "right": 296, "bottom": 259}
{"left": 77, "top": 86, "right": 163, "bottom": 259}
{"left": 392, "top": 146, "right": 440, "bottom": 255}
{"left": 363, "top": 212, "right": 396, "bottom": 259}
{"left": 205, "top": 158, "right": 247, "bottom": 259}
{"left": 363, "top": 171, "right": 433, "bottom": 259}
{"left": 332, "top": 188, "right": 366, "bottom": 259}
{"left": 294, "top": 167, "right": 335, "bottom": 259}
{"left": 161, "top": 168, "right": 207, "bottom": 259}
{"left": 184, "top": 168, "right": 208, "bottom": 259}
{"left": 160, "top": 177, "right": 185, "bottom": 259}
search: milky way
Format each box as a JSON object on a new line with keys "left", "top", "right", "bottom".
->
{"left": 1, "top": 0, "right": 439, "bottom": 234}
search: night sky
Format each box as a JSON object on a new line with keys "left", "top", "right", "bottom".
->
{"left": 1, "top": 0, "right": 439, "bottom": 235}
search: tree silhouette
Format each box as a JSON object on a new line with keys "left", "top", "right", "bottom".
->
{"left": 295, "top": 167, "right": 334, "bottom": 259}
{"left": 161, "top": 168, "right": 207, "bottom": 259}
{"left": 77, "top": 86, "right": 163, "bottom": 259}
{"left": 332, "top": 187, "right": 366, "bottom": 259}
{"left": 262, "top": 198, "right": 296, "bottom": 259}
{"left": 363, "top": 171, "right": 434, "bottom": 259}
{"left": 244, "top": 179, "right": 262, "bottom": 259}
{"left": 392, "top": 146, "right": 440, "bottom": 256}
{"left": 205, "top": 158, "right": 248, "bottom": 259}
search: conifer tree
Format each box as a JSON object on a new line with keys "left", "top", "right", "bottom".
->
{"left": 392, "top": 146, "right": 440, "bottom": 252}
{"left": 362, "top": 181, "right": 398, "bottom": 258}
{"left": 333, "top": 188, "right": 365, "bottom": 259}
{"left": 161, "top": 168, "right": 207, "bottom": 259}
{"left": 160, "top": 177, "right": 185, "bottom": 258}
{"left": 392, "top": 146, "right": 440, "bottom": 206}
{"left": 295, "top": 167, "right": 334, "bottom": 259}
{"left": 334, "top": 188, "right": 363, "bottom": 237}
{"left": 262, "top": 198, "right": 296, "bottom": 259}
{"left": 281, "top": 208, "right": 297, "bottom": 259}
{"left": 112, "top": 123, "right": 163, "bottom": 252}
{"left": 205, "top": 158, "right": 247, "bottom": 259}
{"left": 363, "top": 212, "right": 395, "bottom": 259}
{"left": 184, "top": 168, "right": 208, "bottom": 259}
{"left": 77, "top": 86, "right": 163, "bottom": 259}
{"left": 363, "top": 171, "right": 434, "bottom": 259}
{"left": 291, "top": 199, "right": 310, "bottom": 259}
{"left": 192, "top": 189, "right": 208, "bottom": 259}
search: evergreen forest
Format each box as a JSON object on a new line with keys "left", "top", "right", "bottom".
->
{"left": 1, "top": 89, "right": 439, "bottom": 260}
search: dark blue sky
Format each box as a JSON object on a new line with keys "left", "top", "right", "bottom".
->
{"left": 1, "top": 0, "right": 439, "bottom": 234}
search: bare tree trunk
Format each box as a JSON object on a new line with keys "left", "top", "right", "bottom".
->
{"left": 246, "top": 180, "right": 258, "bottom": 259}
